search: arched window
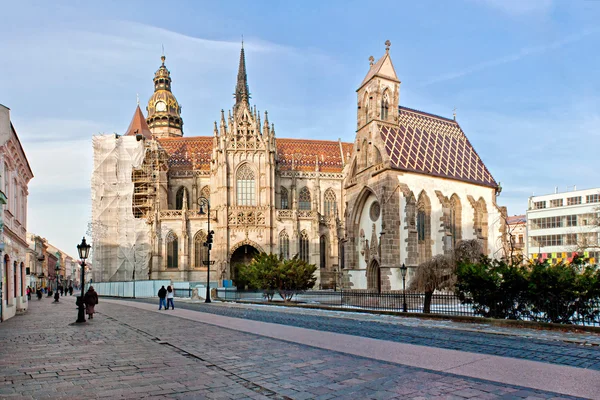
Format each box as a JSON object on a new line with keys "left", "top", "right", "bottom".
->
{"left": 166, "top": 232, "right": 178, "bottom": 269}
{"left": 381, "top": 92, "right": 389, "bottom": 120}
{"left": 299, "top": 230, "right": 310, "bottom": 262}
{"left": 175, "top": 187, "right": 188, "bottom": 210}
{"left": 361, "top": 139, "right": 368, "bottom": 167}
{"left": 236, "top": 164, "right": 255, "bottom": 206}
{"left": 200, "top": 185, "right": 210, "bottom": 203}
{"left": 324, "top": 189, "right": 337, "bottom": 217}
{"left": 417, "top": 211, "right": 426, "bottom": 241}
{"left": 449, "top": 194, "right": 462, "bottom": 250}
{"left": 194, "top": 231, "right": 208, "bottom": 268}
{"left": 279, "top": 231, "right": 289, "bottom": 260}
{"left": 299, "top": 187, "right": 311, "bottom": 211}
{"left": 280, "top": 187, "right": 289, "bottom": 210}
{"left": 320, "top": 235, "right": 327, "bottom": 269}
{"left": 373, "top": 146, "right": 383, "bottom": 164}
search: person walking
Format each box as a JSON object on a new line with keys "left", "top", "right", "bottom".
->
{"left": 84, "top": 286, "right": 99, "bottom": 319}
{"left": 158, "top": 285, "right": 167, "bottom": 310}
{"left": 59, "top": 286, "right": 64, "bottom": 296}
{"left": 166, "top": 286, "right": 175, "bottom": 310}
{"left": 68, "top": 285, "right": 73, "bottom": 296}
{"left": 26, "top": 286, "right": 31, "bottom": 300}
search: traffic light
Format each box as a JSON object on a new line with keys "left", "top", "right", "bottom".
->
{"left": 205, "top": 230, "right": 214, "bottom": 250}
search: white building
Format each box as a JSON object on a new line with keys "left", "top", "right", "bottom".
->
{"left": 527, "top": 187, "right": 600, "bottom": 264}
{"left": 0, "top": 104, "right": 34, "bottom": 322}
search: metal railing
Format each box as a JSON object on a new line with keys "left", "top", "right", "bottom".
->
{"left": 215, "top": 289, "right": 600, "bottom": 326}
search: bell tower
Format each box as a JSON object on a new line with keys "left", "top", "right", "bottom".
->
{"left": 146, "top": 55, "right": 184, "bottom": 138}
{"left": 356, "top": 40, "right": 400, "bottom": 130}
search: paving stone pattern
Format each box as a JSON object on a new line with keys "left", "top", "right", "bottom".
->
{"left": 133, "top": 299, "right": 600, "bottom": 371}
{"left": 0, "top": 298, "right": 586, "bottom": 399}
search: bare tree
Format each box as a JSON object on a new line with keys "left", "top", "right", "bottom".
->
{"left": 408, "top": 254, "right": 455, "bottom": 313}
{"left": 454, "top": 239, "right": 484, "bottom": 264}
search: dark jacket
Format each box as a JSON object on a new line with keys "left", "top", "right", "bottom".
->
{"left": 158, "top": 287, "right": 167, "bottom": 299}
{"left": 84, "top": 289, "right": 98, "bottom": 306}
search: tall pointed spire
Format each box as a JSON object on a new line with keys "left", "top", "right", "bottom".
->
{"left": 234, "top": 42, "right": 250, "bottom": 111}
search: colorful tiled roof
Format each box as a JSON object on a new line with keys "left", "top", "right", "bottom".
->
{"left": 156, "top": 136, "right": 353, "bottom": 173}
{"left": 277, "top": 138, "right": 353, "bottom": 173}
{"left": 379, "top": 107, "right": 497, "bottom": 188}
{"left": 157, "top": 137, "right": 213, "bottom": 170}
{"left": 125, "top": 105, "right": 152, "bottom": 139}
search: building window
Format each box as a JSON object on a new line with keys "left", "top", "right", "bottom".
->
{"left": 194, "top": 231, "right": 208, "bottom": 268}
{"left": 299, "top": 230, "right": 309, "bottom": 262}
{"left": 380, "top": 92, "right": 389, "bottom": 120}
{"left": 550, "top": 199, "right": 563, "bottom": 207}
{"left": 533, "top": 234, "right": 563, "bottom": 247}
{"left": 280, "top": 187, "right": 289, "bottom": 209}
{"left": 530, "top": 216, "right": 563, "bottom": 230}
{"left": 299, "top": 187, "right": 311, "bottom": 210}
{"left": 533, "top": 201, "right": 546, "bottom": 210}
{"left": 200, "top": 185, "right": 210, "bottom": 203}
{"left": 166, "top": 232, "right": 178, "bottom": 269}
{"left": 417, "top": 210, "right": 426, "bottom": 241}
{"left": 236, "top": 164, "right": 255, "bottom": 206}
{"left": 586, "top": 194, "right": 599, "bottom": 204}
{"left": 566, "top": 215, "right": 577, "bottom": 227}
{"left": 579, "top": 213, "right": 597, "bottom": 226}
{"left": 320, "top": 235, "right": 327, "bottom": 269}
{"left": 565, "top": 233, "right": 577, "bottom": 246}
{"left": 324, "top": 189, "right": 337, "bottom": 217}
{"left": 279, "top": 231, "right": 289, "bottom": 260}
{"left": 567, "top": 196, "right": 582, "bottom": 206}
{"left": 175, "top": 187, "right": 188, "bottom": 210}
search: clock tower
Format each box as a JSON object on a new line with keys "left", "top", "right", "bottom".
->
{"left": 146, "top": 55, "right": 183, "bottom": 138}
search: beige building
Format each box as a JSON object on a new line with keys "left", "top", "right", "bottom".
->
{"left": 91, "top": 42, "right": 505, "bottom": 291}
{"left": 1, "top": 104, "right": 34, "bottom": 321}
{"left": 506, "top": 215, "right": 526, "bottom": 263}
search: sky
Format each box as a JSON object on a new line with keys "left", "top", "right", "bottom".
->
{"left": 1, "top": 0, "right": 599, "bottom": 255}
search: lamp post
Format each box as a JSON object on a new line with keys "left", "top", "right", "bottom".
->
{"left": 76, "top": 237, "right": 91, "bottom": 323}
{"left": 400, "top": 263, "right": 407, "bottom": 313}
{"left": 54, "top": 263, "right": 61, "bottom": 301}
{"left": 198, "top": 197, "right": 213, "bottom": 303}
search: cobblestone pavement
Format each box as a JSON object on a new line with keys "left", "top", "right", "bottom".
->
{"left": 0, "top": 298, "right": 590, "bottom": 399}
{"left": 131, "top": 298, "right": 600, "bottom": 371}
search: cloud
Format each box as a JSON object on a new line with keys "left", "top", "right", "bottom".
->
{"left": 421, "top": 29, "right": 598, "bottom": 86}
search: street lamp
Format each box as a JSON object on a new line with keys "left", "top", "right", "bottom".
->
{"left": 400, "top": 263, "right": 408, "bottom": 313}
{"left": 198, "top": 197, "right": 214, "bottom": 303}
{"left": 54, "top": 263, "right": 61, "bottom": 301}
{"left": 76, "top": 237, "right": 91, "bottom": 323}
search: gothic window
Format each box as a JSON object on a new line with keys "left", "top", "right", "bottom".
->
{"left": 236, "top": 164, "right": 255, "bottom": 206}
{"left": 279, "top": 231, "right": 289, "bottom": 260}
{"left": 194, "top": 231, "right": 208, "bottom": 268}
{"left": 373, "top": 146, "right": 383, "bottom": 164}
{"left": 280, "top": 186, "right": 289, "bottom": 209}
{"left": 324, "top": 189, "right": 337, "bottom": 217}
{"left": 351, "top": 159, "right": 357, "bottom": 177}
{"left": 361, "top": 139, "right": 368, "bottom": 167}
{"left": 320, "top": 235, "right": 327, "bottom": 269}
{"left": 474, "top": 198, "right": 489, "bottom": 255}
{"left": 299, "top": 230, "right": 310, "bottom": 262}
{"left": 449, "top": 194, "right": 462, "bottom": 250}
{"left": 364, "top": 94, "right": 369, "bottom": 123}
{"left": 417, "top": 211, "right": 426, "bottom": 241}
{"left": 166, "top": 232, "right": 178, "bottom": 269}
{"left": 200, "top": 185, "right": 210, "bottom": 203}
{"left": 299, "top": 187, "right": 311, "bottom": 210}
{"left": 381, "top": 91, "right": 389, "bottom": 120}
{"left": 175, "top": 187, "right": 188, "bottom": 210}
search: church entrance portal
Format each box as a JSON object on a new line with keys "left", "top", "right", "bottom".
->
{"left": 230, "top": 245, "right": 259, "bottom": 287}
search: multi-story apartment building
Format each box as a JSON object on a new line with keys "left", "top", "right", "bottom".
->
{"left": 527, "top": 187, "right": 600, "bottom": 264}
{"left": 0, "top": 104, "right": 34, "bottom": 322}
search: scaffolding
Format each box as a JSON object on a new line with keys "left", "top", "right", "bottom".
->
{"left": 91, "top": 134, "right": 167, "bottom": 282}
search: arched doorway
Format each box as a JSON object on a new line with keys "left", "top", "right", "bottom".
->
{"left": 367, "top": 260, "right": 381, "bottom": 293}
{"left": 230, "top": 245, "right": 259, "bottom": 287}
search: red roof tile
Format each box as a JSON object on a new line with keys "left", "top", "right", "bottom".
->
{"left": 379, "top": 107, "right": 498, "bottom": 188}
{"left": 507, "top": 215, "right": 526, "bottom": 224}
{"left": 277, "top": 138, "right": 352, "bottom": 173}
{"left": 157, "top": 137, "right": 213, "bottom": 170}
{"left": 125, "top": 105, "right": 152, "bottom": 140}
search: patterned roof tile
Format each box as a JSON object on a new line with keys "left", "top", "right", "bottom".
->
{"left": 157, "top": 137, "right": 213, "bottom": 170}
{"left": 379, "top": 107, "right": 497, "bottom": 188}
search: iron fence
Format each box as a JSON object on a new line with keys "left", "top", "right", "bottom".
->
{"left": 215, "top": 288, "right": 600, "bottom": 327}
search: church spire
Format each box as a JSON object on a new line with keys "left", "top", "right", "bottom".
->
{"left": 234, "top": 42, "right": 250, "bottom": 111}
{"left": 146, "top": 54, "right": 183, "bottom": 138}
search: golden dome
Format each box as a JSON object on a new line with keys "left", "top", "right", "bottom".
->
{"left": 146, "top": 55, "right": 183, "bottom": 133}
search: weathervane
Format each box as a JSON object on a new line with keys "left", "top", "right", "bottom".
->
{"left": 369, "top": 56, "right": 374, "bottom": 66}
{"left": 385, "top": 40, "right": 391, "bottom": 52}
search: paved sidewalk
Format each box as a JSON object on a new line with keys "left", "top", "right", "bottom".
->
{"left": 0, "top": 297, "right": 595, "bottom": 399}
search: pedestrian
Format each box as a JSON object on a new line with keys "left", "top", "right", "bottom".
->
{"left": 84, "top": 286, "right": 99, "bottom": 319}
{"left": 166, "top": 286, "right": 175, "bottom": 310}
{"left": 69, "top": 285, "right": 73, "bottom": 296}
{"left": 36, "top": 288, "right": 42, "bottom": 300}
{"left": 157, "top": 285, "right": 167, "bottom": 310}
{"left": 60, "top": 286, "right": 64, "bottom": 296}
{"left": 26, "top": 286, "right": 31, "bottom": 300}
